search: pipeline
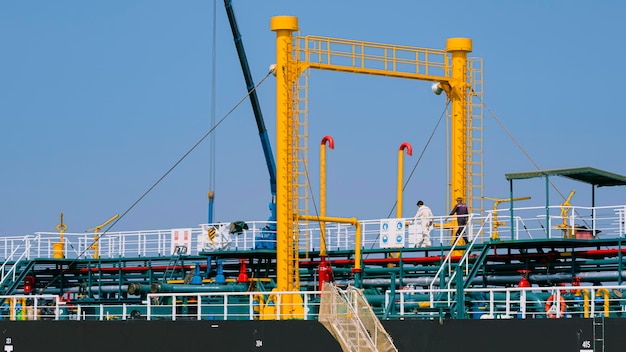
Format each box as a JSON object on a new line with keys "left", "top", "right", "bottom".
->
{"left": 317, "top": 270, "right": 626, "bottom": 289}
{"left": 483, "top": 271, "right": 626, "bottom": 285}
{"left": 150, "top": 282, "right": 249, "bottom": 293}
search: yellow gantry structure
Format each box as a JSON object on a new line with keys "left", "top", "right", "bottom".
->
{"left": 271, "top": 16, "right": 300, "bottom": 296}
{"left": 271, "top": 16, "right": 482, "bottom": 293}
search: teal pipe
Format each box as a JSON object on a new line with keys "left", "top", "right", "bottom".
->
{"left": 151, "top": 282, "right": 248, "bottom": 293}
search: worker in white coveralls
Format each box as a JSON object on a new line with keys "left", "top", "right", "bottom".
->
{"left": 412, "top": 200, "right": 434, "bottom": 247}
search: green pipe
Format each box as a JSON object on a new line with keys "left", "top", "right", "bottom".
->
{"left": 151, "top": 282, "right": 249, "bottom": 293}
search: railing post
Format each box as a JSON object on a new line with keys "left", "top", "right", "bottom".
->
{"left": 147, "top": 296, "right": 152, "bottom": 321}
{"left": 172, "top": 296, "right": 177, "bottom": 321}
{"left": 455, "top": 265, "right": 464, "bottom": 318}
{"left": 197, "top": 294, "right": 201, "bottom": 321}
{"left": 520, "top": 289, "right": 527, "bottom": 319}
{"left": 303, "top": 292, "right": 308, "bottom": 321}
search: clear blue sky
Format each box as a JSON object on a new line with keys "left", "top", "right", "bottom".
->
{"left": 2, "top": 1, "right": 625, "bottom": 235}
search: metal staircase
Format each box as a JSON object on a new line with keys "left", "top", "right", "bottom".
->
{"left": 427, "top": 214, "right": 493, "bottom": 318}
{"left": 0, "top": 260, "right": 33, "bottom": 294}
{"left": 163, "top": 245, "right": 187, "bottom": 282}
{"left": 0, "top": 235, "right": 40, "bottom": 294}
{"left": 446, "top": 240, "right": 492, "bottom": 318}
{"left": 319, "top": 283, "right": 397, "bottom": 352}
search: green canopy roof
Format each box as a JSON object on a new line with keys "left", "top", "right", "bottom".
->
{"left": 505, "top": 167, "right": 626, "bottom": 187}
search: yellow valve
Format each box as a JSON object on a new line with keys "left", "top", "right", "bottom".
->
{"left": 54, "top": 212, "right": 67, "bottom": 259}
{"left": 485, "top": 196, "right": 531, "bottom": 240}
{"left": 86, "top": 214, "right": 120, "bottom": 259}
{"left": 557, "top": 190, "right": 575, "bottom": 238}
{"left": 56, "top": 212, "right": 67, "bottom": 234}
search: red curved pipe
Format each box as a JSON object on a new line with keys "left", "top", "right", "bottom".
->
{"left": 399, "top": 142, "right": 412, "bottom": 156}
{"left": 321, "top": 135, "right": 334, "bottom": 149}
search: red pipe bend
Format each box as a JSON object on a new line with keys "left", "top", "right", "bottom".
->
{"left": 399, "top": 142, "right": 412, "bottom": 156}
{"left": 321, "top": 135, "right": 334, "bottom": 149}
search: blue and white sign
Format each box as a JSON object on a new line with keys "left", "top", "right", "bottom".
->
{"left": 380, "top": 218, "right": 405, "bottom": 248}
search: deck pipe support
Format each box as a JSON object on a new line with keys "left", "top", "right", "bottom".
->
{"left": 319, "top": 136, "right": 334, "bottom": 257}
{"left": 396, "top": 142, "right": 412, "bottom": 219}
{"left": 317, "top": 136, "right": 335, "bottom": 291}
{"left": 298, "top": 214, "right": 363, "bottom": 287}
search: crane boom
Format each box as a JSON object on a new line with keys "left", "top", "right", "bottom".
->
{"left": 223, "top": 0, "right": 277, "bottom": 197}
{"left": 223, "top": 0, "right": 277, "bottom": 249}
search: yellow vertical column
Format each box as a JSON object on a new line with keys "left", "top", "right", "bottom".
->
{"left": 396, "top": 142, "right": 412, "bottom": 218}
{"left": 320, "top": 136, "right": 334, "bottom": 257}
{"left": 446, "top": 38, "right": 472, "bottom": 207}
{"left": 271, "top": 16, "right": 299, "bottom": 294}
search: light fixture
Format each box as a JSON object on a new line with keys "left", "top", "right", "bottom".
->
{"left": 431, "top": 82, "right": 443, "bottom": 95}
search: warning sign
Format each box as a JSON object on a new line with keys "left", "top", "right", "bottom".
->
{"left": 379, "top": 218, "right": 405, "bottom": 248}
{"left": 171, "top": 228, "right": 192, "bottom": 255}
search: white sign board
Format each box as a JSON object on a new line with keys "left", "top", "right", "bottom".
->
{"left": 379, "top": 218, "right": 405, "bottom": 248}
{"left": 198, "top": 224, "right": 232, "bottom": 252}
{"left": 171, "top": 228, "right": 192, "bottom": 255}
{"left": 407, "top": 223, "right": 424, "bottom": 248}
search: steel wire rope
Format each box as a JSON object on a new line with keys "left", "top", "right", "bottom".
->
{"left": 477, "top": 94, "right": 591, "bottom": 228}
{"left": 363, "top": 101, "right": 450, "bottom": 257}
{"left": 209, "top": 0, "right": 218, "bottom": 217}
{"left": 387, "top": 101, "right": 450, "bottom": 219}
{"left": 38, "top": 70, "right": 274, "bottom": 294}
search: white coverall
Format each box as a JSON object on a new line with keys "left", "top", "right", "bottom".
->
{"left": 413, "top": 205, "right": 434, "bottom": 247}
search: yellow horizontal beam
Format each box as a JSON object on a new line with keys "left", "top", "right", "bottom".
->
{"left": 304, "top": 62, "right": 449, "bottom": 82}
{"left": 296, "top": 35, "right": 450, "bottom": 82}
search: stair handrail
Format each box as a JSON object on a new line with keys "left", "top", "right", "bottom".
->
{"left": 0, "top": 234, "right": 39, "bottom": 289}
{"left": 163, "top": 245, "right": 187, "bottom": 282}
{"left": 427, "top": 213, "right": 477, "bottom": 290}
{"left": 319, "top": 283, "right": 381, "bottom": 352}
{"left": 346, "top": 285, "right": 398, "bottom": 352}
{"left": 445, "top": 215, "right": 491, "bottom": 290}
{"left": 428, "top": 213, "right": 492, "bottom": 305}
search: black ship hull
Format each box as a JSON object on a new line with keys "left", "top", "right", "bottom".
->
{"left": 0, "top": 318, "right": 615, "bottom": 352}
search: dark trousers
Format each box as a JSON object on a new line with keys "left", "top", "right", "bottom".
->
{"left": 456, "top": 223, "right": 468, "bottom": 244}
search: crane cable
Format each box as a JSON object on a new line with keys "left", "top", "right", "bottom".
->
{"left": 369, "top": 100, "right": 449, "bottom": 254}
{"left": 40, "top": 70, "right": 274, "bottom": 294}
{"left": 357, "top": 100, "right": 449, "bottom": 255}
{"left": 209, "top": 0, "right": 218, "bottom": 214}
{"left": 386, "top": 100, "right": 450, "bottom": 219}
{"left": 102, "top": 70, "right": 274, "bottom": 237}
{"left": 478, "top": 94, "right": 590, "bottom": 227}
